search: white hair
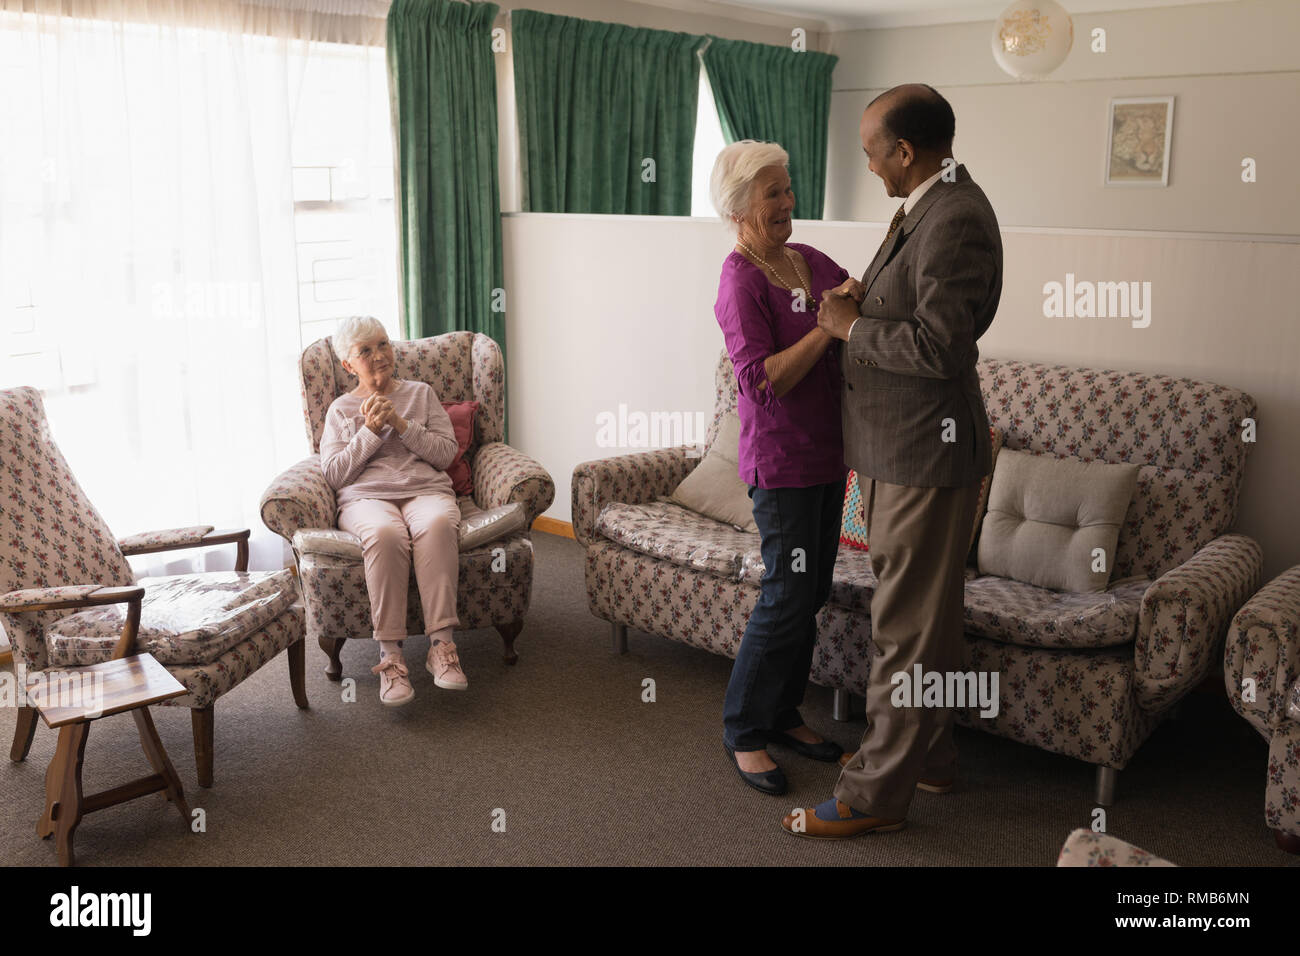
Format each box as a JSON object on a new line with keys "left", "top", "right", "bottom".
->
{"left": 333, "top": 315, "right": 388, "bottom": 362}
{"left": 709, "top": 140, "right": 790, "bottom": 234}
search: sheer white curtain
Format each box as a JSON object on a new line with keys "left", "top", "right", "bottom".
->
{"left": 0, "top": 0, "right": 394, "bottom": 581}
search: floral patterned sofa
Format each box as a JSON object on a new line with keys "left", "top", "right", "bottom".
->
{"left": 259, "top": 330, "right": 554, "bottom": 678}
{"left": 1056, "top": 828, "right": 1174, "bottom": 866}
{"left": 1223, "top": 564, "right": 1300, "bottom": 853}
{"left": 574, "top": 351, "right": 1262, "bottom": 803}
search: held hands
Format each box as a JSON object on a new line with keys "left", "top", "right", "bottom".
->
{"left": 816, "top": 277, "right": 865, "bottom": 341}
{"left": 361, "top": 395, "right": 407, "bottom": 435}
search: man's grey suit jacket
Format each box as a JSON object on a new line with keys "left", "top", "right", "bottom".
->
{"left": 841, "top": 163, "right": 1003, "bottom": 488}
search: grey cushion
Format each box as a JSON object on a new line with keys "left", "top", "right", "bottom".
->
{"left": 667, "top": 411, "right": 757, "bottom": 532}
{"left": 977, "top": 449, "right": 1139, "bottom": 593}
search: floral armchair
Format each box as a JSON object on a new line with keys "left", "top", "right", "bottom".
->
{"left": 1, "top": 387, "right": 307, "bottom": 789}
{"left": 1223, "top": 565, "right": 1300, "bottom": 853}
{"left": 258, "top": 330, "right": 554, "bottom": 679}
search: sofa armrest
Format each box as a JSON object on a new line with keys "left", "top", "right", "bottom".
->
{"left": 118, "top": 527, "right": 251, "bottom": 571}
{"left": 471, "top": 442, "right": 555, "bottom": 525}
{"left": 1223, "top": 564, "right": 1300, "bottom": 737}
{"left": 570, "top": 447, "right": 699, "bottom": 546}
{"left": 259, "top": 455, "right": 337, "bottom": 545}
{"left": 1135, "top": 533, "right": 1263, "bottom": 712}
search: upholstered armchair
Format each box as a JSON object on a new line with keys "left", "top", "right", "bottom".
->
{"left": 1223, "top": 565, "right": 1300, "bottom": 853}
{"left": 1, "top": 387, "right": 307, "bottom": 788}
{"left": 259, "top": 330, "right": 554, "bottom": 680}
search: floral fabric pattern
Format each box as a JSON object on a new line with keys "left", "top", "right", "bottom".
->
{"left": 1135, "top": 534, "right": 1261, "bottom": 711}
{"left": 575, "top": 351, "right": 1261, "bottom": 780}
{"left": 980, "top": 358, "right": 1256, "bottom": 581}
{"left": 274, "top": 331, "right": 550, "bottom": 658}
{"left": 1224, "top": 564, "right": 1300, "bottom": 736}
{"left": 0, "top": 585, "right": 105, "bottom": 610}
{"left": 571, "top": 448, "right": 699, "bottom": 546}
{"left": 260, "top": 455, "right": 337, "bottom": 543}
{"left": 0, "top": 387, "right": 137, "bottom": 672}
{"left": 471, "top": 442, "right": 555, "bottom": 524}
{"left": 962, "top": 575, "right": 1150, "bottom": 649}
{"left": 954, "top": 637, "right": 1158, "bottom": 768}
{"left": 1056, "top": 829, "right": 1175, "bottom": 867}
{"left": 0, "top": 386, "right": 304, "bottom": 718}
{"left": 46, "top": 570, "right": 300, "bottom": 667}
{"left": 1266, "top": 722, "right": 1300, "bottom": 838}
{"left": 117, "top": 525, "right": 216, "bottom": 554}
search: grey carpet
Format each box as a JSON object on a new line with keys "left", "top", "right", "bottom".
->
{"left": 1, "top": 532, "right": 1293, "bottom": 867}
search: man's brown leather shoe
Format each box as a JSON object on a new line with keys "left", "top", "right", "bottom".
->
{"left": 781, "top": 800, "right": 906, "bottom": 839}
{"left": 836, "top": 753, "right": 954, "bottom": 793}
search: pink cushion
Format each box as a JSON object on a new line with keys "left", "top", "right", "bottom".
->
{"left": 442, "top": 401, "right": 478, "bottom": 495}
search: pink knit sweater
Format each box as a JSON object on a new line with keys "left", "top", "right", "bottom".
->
{"left": 319, "top": 379, "right": 460, "bottom": 510}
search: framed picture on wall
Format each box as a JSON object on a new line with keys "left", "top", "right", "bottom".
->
{"left": 1105, "top": 96, "right": 1174, "bottom": 186}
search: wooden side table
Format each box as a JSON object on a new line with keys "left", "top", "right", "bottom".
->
{"left": 28, "top": 653, "right": 191, "bottom": 866}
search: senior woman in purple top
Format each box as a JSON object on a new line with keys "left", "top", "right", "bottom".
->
{"left": 711, "top": 141, "right": 865, "bottom": 795}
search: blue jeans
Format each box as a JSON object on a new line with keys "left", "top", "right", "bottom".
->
{"left": 723, "top": 478, "right": 846, "bottom": 752}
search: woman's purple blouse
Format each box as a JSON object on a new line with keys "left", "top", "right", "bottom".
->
{"left": 714, "top": 241, "right": 850, "bottom": 490}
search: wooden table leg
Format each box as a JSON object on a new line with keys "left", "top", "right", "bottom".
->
{"left": 132, "top": 708, "right": 191, "bottom": 826}
{"left": 54, "top": 722, "right": 89, "bottom": 867}
{"left": 37, "top": 729, "right": 65, "bottom": 840}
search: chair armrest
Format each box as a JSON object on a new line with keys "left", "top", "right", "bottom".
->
{"left": 1135, "top": 533, "right": 1263, "bottom": 712}
{"left": 471, "top": 442, "right": 555, "bottom": 525}
{"left": 118, "top": 527, "right": 250, "bottom": 571}
{"left": 0, "top": 585, "right": 145, "bottom": 661}
{"left": 260, "top": 455, "right": 337, "bottom": 545}
{"left": 570, "top": 447, "right": 699, "bottom": 547}
{"left": 1223, "top": 564, "right": 1300, "bottom": 736}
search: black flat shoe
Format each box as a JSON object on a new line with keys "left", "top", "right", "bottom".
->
{"left": 723, "top": 744, "right": 788, "bottom": 795}
{"left": 767, "top": 730, "right": 844, "bottom": 763}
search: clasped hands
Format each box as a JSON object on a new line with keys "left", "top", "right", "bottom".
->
{"left": 816, "top": 277, "right": 866, "bottom": 341}
{"left": 361, "top": 394, "right": 407, "bottom": 436}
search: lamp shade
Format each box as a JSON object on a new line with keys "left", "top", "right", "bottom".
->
{"left": 991, "top": 0, "right": 1073, "bottom": 79}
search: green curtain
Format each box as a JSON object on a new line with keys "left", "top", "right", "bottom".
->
{"left": 701, "top": 37, "right": 838, "bottom": 220}
{"left": 387, "top": 0, "right": 504, "bottom": 352}
{"left": 512, "top": 10, "right": 705, "bottom": 214}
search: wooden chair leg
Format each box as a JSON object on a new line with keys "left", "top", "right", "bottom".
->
{"left": 1275, "top": 828, "right": 1300, "bottom": 854}
{"left": 10, "top": 704, "right": 38, "bottom": 762}
{"left": 191, "top": 706, "right": 214, "bottom": 789}
{"left": 53, "top": 722, "right": 89, "bottom": 867}
{"left": 495, "top": 621, "right": 522, "bottom": 665}
{"left": 133, "top": 708, "right": 191, "bottom": 827}
{"left": 319, "top": 635, "right": 346, "bottom": 682}
{"left": 288, "top": 638, "right": 308, "bottom": 709}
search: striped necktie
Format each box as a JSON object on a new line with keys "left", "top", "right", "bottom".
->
{"left": 875, "top": 204, "right": 907, "bottom": 259}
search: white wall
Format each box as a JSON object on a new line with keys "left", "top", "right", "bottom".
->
{"left": 825, "top": 0, "right": 1300, "bottom": 234}
{"left": 505, "top": 212, "right": 1300, "bottom": 581}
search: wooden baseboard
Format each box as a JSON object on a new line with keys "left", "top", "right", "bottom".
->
{"left": 531, "top": 516, "right": 574, "bottom": 540}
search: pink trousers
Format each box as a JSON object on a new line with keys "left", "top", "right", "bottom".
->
{"left": 337, "top": 494, "right": 461, "bottom": 641}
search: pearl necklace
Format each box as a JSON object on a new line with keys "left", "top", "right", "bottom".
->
{"left": 736, "top": 240, "right": 816, "bottom": 312}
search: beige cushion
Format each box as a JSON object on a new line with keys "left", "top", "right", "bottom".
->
{"left": 977, "top": 449, "right": 1139, "bottom": 593}
{"left": 668, "top": 411, "right": 757, "bottom": 532}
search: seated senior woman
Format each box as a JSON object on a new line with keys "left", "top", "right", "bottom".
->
{"left": 319, "top": 315, "right": 468, "bottom": 707}
{"left": 711, "top": 140, "right": 865, "bottom": 794}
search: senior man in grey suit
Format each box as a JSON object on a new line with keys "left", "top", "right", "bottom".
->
{"left": 781, "top": 83, "right": 1002, "bottom": 839}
